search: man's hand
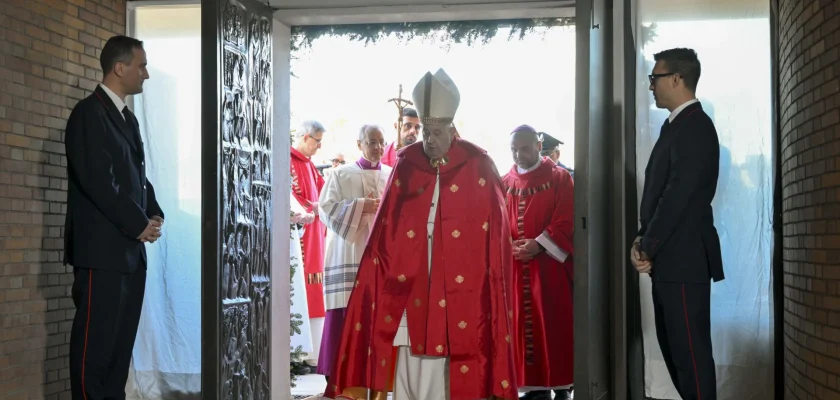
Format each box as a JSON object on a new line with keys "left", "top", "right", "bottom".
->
{"left": 138, "top": 219, "right": 163, "bottom": 243}
{"left": 362, "top": 192, "right": 380, "bottom": 214}
{"left": 630, "top": 237, "right": 652, "bottom": 274}
{"left": 310, "top": 201, "right": 320, "bottom": 216}
{"left": 512, "top": 239, "right": 541, "bottom": 262}
{"left": 291, "top": 212, "right": 315, "bottom": 225}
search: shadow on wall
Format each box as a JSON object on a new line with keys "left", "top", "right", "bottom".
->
{"left": 39, "top": 211, "right": 70, "bottom": 398}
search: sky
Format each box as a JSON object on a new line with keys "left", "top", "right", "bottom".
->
{"left": 290, "top": 26, "right": 577, "bottom": 170}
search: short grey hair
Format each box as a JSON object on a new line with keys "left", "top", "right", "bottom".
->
{"left": 358, "top": 124, "right": 383, "bottom": 141}
{"left": 296, "top": 120, "right": 325, "bottom": 139}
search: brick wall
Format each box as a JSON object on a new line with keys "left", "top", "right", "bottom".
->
{"left": 0, "top": 0, "right": 126, "bottom": 398}
{"left": 779, "top": 0, "right": 840, "bottom": 399}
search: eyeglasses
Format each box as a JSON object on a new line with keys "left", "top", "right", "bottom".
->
{"left": 648, "top": 72, "right": 677, "bottom": 84}
{"left": 307, "top": 135, "right": 322, "bottom": 144}
{"left": 331, "top": 159, "right": 345, "bottom": 164}
{"left": 362, "top": 140, "right": 386, "bottom": 148}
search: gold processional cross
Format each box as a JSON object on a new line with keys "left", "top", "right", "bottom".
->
{"left": 387, "top": 84, "right": 414, "bottom": 151}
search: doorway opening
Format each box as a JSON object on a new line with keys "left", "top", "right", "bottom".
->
{"left": 287, "top": 22, "right": 576, "bottom": 399}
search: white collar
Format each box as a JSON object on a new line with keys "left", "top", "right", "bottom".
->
{"left": 360, "top": 156, "right": 379, "bottom": 168}
{"left": 99, "top": 83, "right": 127, "bottom": 114}
{"left": 516, "top": 158, "right": 542, "bottom": 175}
{"left": 668, "top": 98, "right": 699, "bottom": 123}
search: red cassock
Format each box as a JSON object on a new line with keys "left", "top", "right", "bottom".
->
{"left": 291, "top": 147, "right": 327, "bottom": 319}
{"left": 381, "top": 142, "right": 398, "bottom": 167}
{"left": 324, "top": 138, "right": 518, "bottom": 400}
{"left": 502, "top": 157, "right": 574, "bottom": 388}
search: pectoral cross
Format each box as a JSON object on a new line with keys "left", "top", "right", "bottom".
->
{"left": 387, "top": 84, "right": 414, "bottom": 150}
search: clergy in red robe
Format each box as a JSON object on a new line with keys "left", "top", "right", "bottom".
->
{"left": 291, "top": 119, "right": 328, "bottom": 363}
{"left": 503, "top": 125, "right": 574, "bottom": 400}
{"left": 381, "top": 107, "right": 421, "bottom": 167}
{"left": 324, "top": 69, "right": 517, "bottom": 400}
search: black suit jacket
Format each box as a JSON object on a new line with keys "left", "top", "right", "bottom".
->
{"left": 63, "top": 85, "right": 164, "bottom": 272}
{"left": 558, "top": 161, "right": 575, "bottom": 180}
{"left": 638, "top": 102, "right": 724, "bottom": 283}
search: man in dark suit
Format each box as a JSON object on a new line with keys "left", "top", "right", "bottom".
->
{"left": 631, "top": 48, "right": 724, "bottom": 400}
{"left": 64, "top": 35, "right": 164, "bottom": 400}
{"left": 538, "top": 132, "right": 574, "bottom": 179}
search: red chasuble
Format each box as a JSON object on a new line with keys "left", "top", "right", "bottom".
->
{"left": 324, "top": 138, "right": 518, "bottom": 400}
{"left": 291, "top": 147, "right": 327, "bottom": 319}
{"left": 502, "top": 157, "right": 574, "bottom": 388}
{"left": 381, "top": 142, "right": 397, "bottom": 167}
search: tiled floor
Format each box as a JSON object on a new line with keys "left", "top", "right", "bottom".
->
{"left": 290, "top": 373, "right": 573, "bottom": 399}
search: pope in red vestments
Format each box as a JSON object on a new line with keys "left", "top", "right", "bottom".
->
{"left": 324, "top": 69, "right": 517, "bottom": 400}
{"left": 503, "top": 125, "right": 574, "bottom": 399}
{"left": 290, "top": 123, "right": 328, "bottom": 326}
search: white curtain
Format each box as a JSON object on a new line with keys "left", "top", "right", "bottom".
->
{"left": 634, "top": 1, "right": 774, "bottom": 399}
{"left": 126, "top": 5, "right": 202, "bottom": 399}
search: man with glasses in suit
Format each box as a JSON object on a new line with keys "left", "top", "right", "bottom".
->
{"left": 632, "top": 48, "right": 724, "bottom": 400}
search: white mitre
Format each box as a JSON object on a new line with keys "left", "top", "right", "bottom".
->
{"left": 411, "top": 68, "right": 461, "bottom": 126}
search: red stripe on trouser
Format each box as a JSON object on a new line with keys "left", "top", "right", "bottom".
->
{"left": 82, "top": 270, "right": 93, "bottom": 400}
{"left": 681, "top": 284, "right": 701, "bottom": 399}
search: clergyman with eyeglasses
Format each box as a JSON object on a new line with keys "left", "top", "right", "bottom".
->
{"left": 315, "top": 124, "right": 392, "bottom": 382}
{"left": 290, "top": 119, "right": 328, "bottom": 368}
{"left": 331, "top": 153, "right": 346, "bottom": 168}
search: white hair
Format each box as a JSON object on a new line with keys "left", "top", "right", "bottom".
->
{"left": 295, "top": 120, "right": 325, "bottom": 139}
{"left": 358, "top": 124, "right": 383, "bottom": 141}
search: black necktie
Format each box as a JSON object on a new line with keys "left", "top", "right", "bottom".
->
{"left": 121, "top": 107, "right": 143, "bottom": 149}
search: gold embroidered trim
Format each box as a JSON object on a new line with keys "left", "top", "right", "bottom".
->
{"left": 505, "top": 180, "right": 553, "bottom": 196}
{"left": 306, "top": 273, "right": 323, "bottom": 284}
{"left": 421, "top": 117, "right": 453, "bottom": 125}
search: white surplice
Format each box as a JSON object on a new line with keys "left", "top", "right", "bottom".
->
{"left": 391, "top": 169, "right": 451, "bottom": 400}
{"left": 289, "top": 223, "right": 314, "bottom": 355}
{"left": 319, "top": 162, "right": 392, "bottom": 310}
{"left": 289, "top": 192, "right": 315, "bottom": 355}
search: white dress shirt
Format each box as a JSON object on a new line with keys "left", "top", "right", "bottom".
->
{"left": 668, "top": 98, "right": 699, "bottom": 123}
{"left": 99, "top": 83, "right": 126, "bottom": 120}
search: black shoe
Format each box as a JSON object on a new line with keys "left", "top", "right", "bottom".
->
{"left": 519, "top": 391, "right": 552, "bottom": 400}
{"left": 554, "top": 388, "right": 572, "bottom": 399}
